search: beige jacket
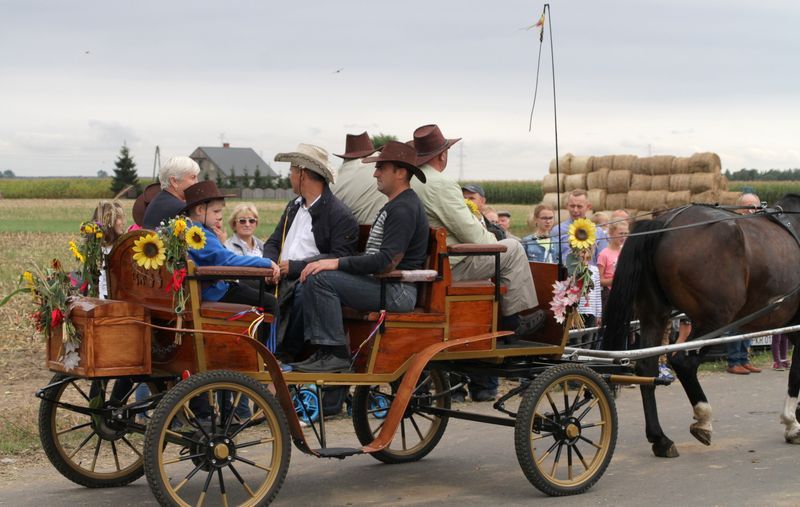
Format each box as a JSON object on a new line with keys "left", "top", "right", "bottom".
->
{"left": 330, "top": 158, "right": 387, "bottom": 225}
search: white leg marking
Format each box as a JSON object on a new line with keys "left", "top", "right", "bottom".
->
{"left": 691, "top": 402, "right": 713, "bottom": 432}
{"left": 780, "top": 396, "right": 800, "bottom": 444}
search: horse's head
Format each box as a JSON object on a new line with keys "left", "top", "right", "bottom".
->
{"left": 775, "top": 193, "right": 800, "bottom": 212}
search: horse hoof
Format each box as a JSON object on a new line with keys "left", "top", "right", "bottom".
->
{"left": 785, "top": 431, "right": 800, "bottom": 444}
{"left": 690, "top": 426, "right": 712, "bottom": 446}
{"left": 652, "top": 442, "right": 680, "bottom": 458}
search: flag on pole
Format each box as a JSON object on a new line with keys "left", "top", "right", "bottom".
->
{"left": 535, "top": 13, "right": 545, "bottom": 41}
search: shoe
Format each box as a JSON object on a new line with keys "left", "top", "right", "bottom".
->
{"left": 773, "top": 362, "right": 785, "bottom": 371}
{"left": 782, "top": 360, "right": 791, "bottom": 369}
{"left": 743, "top": 363, "right": 762, "bottom": 373}
{"left": 727, "top": 364, "right": 750, "bottom": 375}
{"left": 451, "top": 388, "right": 467, "bottom": 403}
{"left": 658, "top": 364, "right": 675, "bottom": 382}
{"left": 289, "top": 350, "right": 323, "bottom": 368}
{"left": 470, "top": 390, "right": 497, "bottom": 402}
{"left": 514, "top": 309, "right": 547, "bottom": 339}
{"left": 291, "top": 351, "right": 350, "bottom": 372}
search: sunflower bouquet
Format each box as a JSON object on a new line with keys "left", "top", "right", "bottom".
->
{"left": 68, "top": 221, "right": 104, "bottom": 297}
{"left": 550, "top": 218, "right": 597, "bottom": 327}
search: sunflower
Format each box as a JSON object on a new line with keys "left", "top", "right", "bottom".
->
{"left": 568, "top": 218, "right": 596, "bottom": 250}
{"left": 132, "top": 233, "right": 166, "bottom": 269}
{"left": 68, "top": 240, "right": 85, "bottom": 263}
{"left": 173, "top": 218, "right": 187, "bottom": 237}
{"left": 464, "top": 198, "right": 480, "bottom": 217}
{"left": 22, "top": 271, "right": 35, "bottom": 289}
{"left": 185, "top": 226, "right": 206, "bottom": 250}
{"left": 81, "top": 222, "right": 97, "bottom": 235}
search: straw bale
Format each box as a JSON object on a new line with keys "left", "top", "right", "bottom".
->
{"left": 692, "top": 190, "right": 720, "bottom": 204}
{"left": 605, "top": 193, "right": 628, "bottom": 210}
{"left": 542, "top": 192, "right": 569, "bottom": 209}
{"left": 688, "top": 152, "right": 722, "bottom": 173}
{"left": 719, "top": 191, "right": 742, "bottom": 205}
{"left": 626, "top": 209, "right": 640, "bottom": 220}
{"left": 586, "top": 168, "right": 609, "bottom": 189}
{"left": 630, "top": 174, "right": 652, "bottom": 191}
{"left": 719, "top": 176, "right": 729, "bottom": 191}
{"left": 570, "top": 156, "right": 592, "bottom": 174}
{"left": 613, "top": 154, "right": 637, "bottom": 171}
{"left": 587, "top": 189, "right": 607, "bottom": 211}
{"left": 565, "top": 173, "right": 587, "bottom": 192}
{"left": 641, "top": 191, "right": 667, "bottom": 211}
{"left": 542, "top": 173, "right": 565, "bottom": 194}
{"left": 671, "top": 157, "right": 691, "bottom": 174}
{"left": 626, "top": 191, "right": 648, "bottom": 210}
{"left": 651, "top": 175, "right": 670, "bottom": 191}
{"left": 631, "top": 157, "right": 652, "bottom": 175}
{"left": 666, "top": 190, "right": 692, "bottom": 208}
{"left": 648, "top": 155, "right": 675, "bottom": 175}
{"left": 690, "top": 173, "right": 717, "bottom": 193}
{"left": 606, "top": 170, "right": 632, "bottom": 193}
{"left": 669, "top": 174, "right": 691, "bottom": 192}
{"left": 593, "top": 155, "right": 614, "bottom": 173}
{"left": 549, "top": 153, "right": 575, "bottom": 174}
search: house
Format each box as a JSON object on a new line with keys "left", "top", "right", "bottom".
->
{"left": 190, "top": 143, "right": 278, "bottom": 182}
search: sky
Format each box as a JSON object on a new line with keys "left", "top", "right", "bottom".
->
{"left": 1, "top": 0, "right": 798, "bottom": 180}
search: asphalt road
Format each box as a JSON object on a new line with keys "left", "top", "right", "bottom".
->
{"left": 2, "top": 369, "right": 799, "bottom": 506}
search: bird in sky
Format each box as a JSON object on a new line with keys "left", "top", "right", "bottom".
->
{"left": 332, "top": 68, "right": 344, "bottom": 74}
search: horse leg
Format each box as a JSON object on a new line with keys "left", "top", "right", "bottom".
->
{"left": 670, "top": 349, "right": 712, "bottom": 446}
{"left": 780, "top": 340, "right": 800, "bottom": 443}
{"left": 636, "top": 353, "right": 680, "bottom": 457}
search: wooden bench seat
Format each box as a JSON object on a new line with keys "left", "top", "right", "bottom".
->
{"left": 342, "top": 307, "right": 446, "bottom": 323}
{"left": 448, "top": 280, "right": 508, "bottom": 296}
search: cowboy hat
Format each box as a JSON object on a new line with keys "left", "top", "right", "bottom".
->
{"left": 333, "top": 132, "right": 377, "bottom": 159}
{"left": 179, "top": 181, "right": 236, "bottom": 214}
{"left": 132, "top": 182, "right": 162, "bottom": 226}
{"left": 274, "top": 143, "right": 336, "bottom": 183}
{"left": 362, "top": 141, "right": 426, "bottom": 183}
{"left": 413, "top": 124, "right": 461, "bottom": 165}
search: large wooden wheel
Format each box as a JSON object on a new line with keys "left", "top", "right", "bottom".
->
{"left": 352, "top": 368, "right": 450, "bottom": 464}
{"left": 514, "top": 363, "right": 617, "bottom": 496}
{"left": 38, "top": 374, "right": 162, "bottom": 488}
{"left": 143, "top": 370, "right": 290, "bottom": 507}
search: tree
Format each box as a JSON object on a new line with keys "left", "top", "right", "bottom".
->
{"left": 2, "top": 169, "right": 15, "bottom": 178}
{"left": 97, "top": 169, "right": 108, "bottom": 178}
{"left": 110, "top": 144, "right": 141, "bottom": 195}
{"left": 371, "top": 133, "right": 397, "bottom": 150}
{"left": 253, "top": 166, "right": 264, "bottom": 188}
{"left": 242, "top": 167, "right": 251, "bottom": 188}
{"left": 215, "top": 173, "right": 224, "bottom": 187}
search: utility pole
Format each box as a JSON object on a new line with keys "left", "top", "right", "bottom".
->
{"left": 219, "top": 133, "right": 226, "bottom": 146}
{"left": 152, "top": 146, "right": 161, "bottom": 180}
{"left": 647, "top": 143, "right": 653, "bottom": 157}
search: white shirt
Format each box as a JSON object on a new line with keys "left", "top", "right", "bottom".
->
{"left": 281, "top": 195, "right": 321, "bottom": 261}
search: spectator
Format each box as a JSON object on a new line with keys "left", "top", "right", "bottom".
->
{"left": 521, "top": 204, "right": 556, "bottom": 263}
{"left": 597, "top": 218, "right": 628, "bottom": 307}
{"left": 573, "top": 247, "right": 602, "bottom": 349}
{"left": 552, "top": 190, "right": 609, "bottom": 267}
{"left": 143, "top": 156, "right": 200, "bottom": 229}
{"left": 92, "top": 200, "right": 126, "bottom": 299}
{"left": 591, "top": 211, "right": 611, "bottom": 234}
{"left": 224, "top": 203, "right": 264, "bottom": 257}
{"left": 462, "top": 184, "right": 506, "bottom": 240}
{"left": 497, "top": 210, "right": 520, "bottom": 240}
{"left": 330, "top": 131, "right": 385, "bottom": 225}
{"left": 772, "top": 334, "right": 790, "bottom": 370}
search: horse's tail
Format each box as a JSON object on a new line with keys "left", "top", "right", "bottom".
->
{"left": 601, "top": 219, "right": 665, "bottom": 350}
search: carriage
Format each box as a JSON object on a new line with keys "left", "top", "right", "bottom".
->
{"left": 34, "top": 224, "right": 659, "bottom": 506}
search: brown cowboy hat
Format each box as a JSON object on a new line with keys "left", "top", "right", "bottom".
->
{"left": 179, "top": 181, "right": 236, "bottom": 214}
{"left": 132, "top": 182, "right": 162, "bottom": 226}
{"left": 413, "top": 124, "right": 461, "bottom": 165}
{"left": 333, "top": 131, "right": 377, "bottom": 159}
{"left": 362, "top": 141, "right": 426, "bottom": 183}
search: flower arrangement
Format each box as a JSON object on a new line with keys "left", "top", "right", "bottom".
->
{"left": 71, "top": 221, "right": 104, "bottom": 297}
{"left": 550, "top": 218, "right": 597, "bottom": 327}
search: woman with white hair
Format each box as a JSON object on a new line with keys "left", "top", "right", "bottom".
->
{"left": 142, "top": 155, "right": 200, "bottom": 229}
{"left": 224, "top": 203, "right": 264, "bottom": 256}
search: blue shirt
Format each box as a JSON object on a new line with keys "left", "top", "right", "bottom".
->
{"left": 187, "top": 223, "right": 272, "bottom": 301}
{"left": 552, "top": 218, "right": 609, "bottom": 266}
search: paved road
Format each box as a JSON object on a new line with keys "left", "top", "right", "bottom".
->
{"left": 2, "top": 370, "right": 799, "bottom": 506}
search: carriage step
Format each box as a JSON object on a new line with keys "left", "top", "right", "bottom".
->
{"left": 313, "top": 447, "right": 363, "bottom": 459}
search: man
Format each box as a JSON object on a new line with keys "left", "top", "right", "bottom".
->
{"left": 462, "top": 184, "right": 505, "bottom": 240}
{"left": 410, "top": 124, "right": 546, "bottom": 401}
{"left": 143, "top": 156, "right": 200, "bottom": 229}
{"left": 497, "top": 210, "right": 520, "bottom": 241}
{"left": 292, "top": 141, "right": 429, "bottom": 372}
{"left": 330, "top": 131, "right": 386, "bottom": 225}
{"left": 265, "top": 143, "right": 359, "bottom": 361}
{"left": 551, "top": 189, "right": 609, "bottom": 267}
{"left": 726, "top": 192, "right": 763, "bottom": 375}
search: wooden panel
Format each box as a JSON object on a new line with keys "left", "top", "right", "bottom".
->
{"left": 201, "top": 324, "right": 260, "bottom": 372}
{"left": 446, "top": 300, "right": 494, "bottom": 352}
{"left": 447, "top": 282, "right": 508, "bottom": 296}
{"left": 150, "top": 326, "right": 197, "bottom": 373}
{"left": 346, "top": 320, "right": 375, "bottom": 373}
{"left": 529, "top": 262, "right": 565, "bottom": 347}
{"left": 342, "top": 308, "right": 446, "bottom": 323}
{"left": 372, "top": 328, "right": 444, "bottom": 374}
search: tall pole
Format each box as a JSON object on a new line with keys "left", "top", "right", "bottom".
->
{"left": 152, "top": 145, "right": 161, "bottom": 181}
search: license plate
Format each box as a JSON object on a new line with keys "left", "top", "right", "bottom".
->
{"left": 750, "top": 335, "right": 772, "bottom": 347}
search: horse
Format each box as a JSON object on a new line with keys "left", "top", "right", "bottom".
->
{"left": 601, "top": 193, "right": 800, "bottom": 458}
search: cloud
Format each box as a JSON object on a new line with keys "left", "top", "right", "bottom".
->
{"left": 87, "top": 120, "right": 139, "bottom": 149}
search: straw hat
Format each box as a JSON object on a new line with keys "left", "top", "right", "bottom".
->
{"left": 274, "top": 143, "right": 335, "bottom": 183}
{"left": 362, "top": 141, "right": 426, "bottom": 183}
{"left": 333, "top": 132, "right": 377, "bottom": 160}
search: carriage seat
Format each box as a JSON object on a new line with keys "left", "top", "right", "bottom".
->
{"left": 445, "top": 242, "right": 508, "bottom": 296}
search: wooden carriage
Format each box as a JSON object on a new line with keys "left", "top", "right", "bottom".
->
{"left": 36, "top": 226, "right": 627, "bottom": 505}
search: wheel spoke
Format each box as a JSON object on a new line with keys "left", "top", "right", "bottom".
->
{"left": 573, "top": 444, "right": 591, "bottom": 470}
{"left": 371, "top": 420, "right": 385, "bottom": 437}
{"left": 228, "top": 463, "right": 256, "bottom": 498}
{"left": 576, "top": 397, "right": 599, "bottom": 422}
{"left": 580, "top": 421, "right": 606, "bottom": 429}
{"left": 224, "top": 392, "right": 243, "bottom": 434}
{"left": 413, "top": 374, "right": 432, "bottom": 395}
{"left": 234, "top": 455, "right": 273, "bottom": 472}
{"left": 57, "top": 421, "right": 92, "bottom": 436}
{"left": 569, "top": 383, "right": 587, "bottom": 416}
{"left": 207, "top": 388, "right": 218, "bottom": 434}
{"left": 414, "top": 412, "right": 436, "bottom": 424}
{"left": 561, "top": 381, "right": 569, "bottom": 412}
{"left": 567, "top": 443, "right": 574, "bottom": 480}
{"left": 90, "top": 435, "right": 102, "bottom": 472}
{"left": 229, "top": 408, "right": 265, "bottom": 440}
{"left": 120, "top": 435, "right": 143, "bottom": 458}
{"left": 549, "top": 441, "right": 563, "bottom": 477}
{"left": 530, "top": 432, "right": 554, "bottom": 441}
{"left": 70, "top": 381, "right": 91, "bottom": 402}
{"left": 110, "top": 440, "right": 121, "bottom": 471}
{"left": 400, "top": 418, "right": 407, "bottom": 450}
{"left": 173, "top": 462, "right": 205, "bottom": 493}
{"left": 68, "top": 430, "right": 97, "bottom": 459}
{"left": 535, "top": 439, "right": 560, "bottom": 466}
{"left": 217, "top": 469, "right": 229, "bottom": 507}
{"left": 236, "top": 436, "right": 275, "bottom": 450}
{"left": 544, "top": 391, "right": 561, "bottom": 422}
{"left": 578, "top": 434, "right": 602, "bottom": 449}
{"left": 408, "top": 415, "right": 425, "bottom": 441}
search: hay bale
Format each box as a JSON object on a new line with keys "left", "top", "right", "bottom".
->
{"left": 565, "top": 173, "right": 587, "bottom": 192}
{"left": 719, "top": 191, "right": 742, "bottom": 205}
{"left": 586, "top": 168, "right": 609, "bottom": 189}
{"left": 613, "top": 154, "right": 637, "bottom": 171}
{"left": 666, "top": 190, "right": 692, "bottom": 207}
{"left": 542, "top": 173, "right": 565, "bottom": 194}
{"left": 605, "top": 193, "right": 627, "bottom": 210}
{"left": 571, "top": 156, "right": 592, "bottom": 174}
{"left": 641, "top": 191, "right": 667, "bottom": 211}
{"left": 627, "top": 191, "right": 648, "bottom": 210}
{"left": 671, "top": 157, "right": 691, "bottom": 174}
{"left": 587, "top": 189, "right": 607, "bottom": 211}
{"left": 669, "top": 174, "right": 692, "bottom": 192}
{"left": 593, "top": 155, "right": 614, "bottom": 173}
{"left": 690, "top": 173, "right": 717, "bottom": 193}
{"left": 631, "top": 157, "right": 652, "bottom": 175}
{"left": 606, "top": 170, "right": 632, "bottom": 193}
{"left": 542, "top": 192, "right": 569, "bottom": 209}
{"left": 719, "top": 176, "right": 729, "bottom": 191}
{"left": 651, "top": 175, "right": 670, "bottom": 191}
{"left": 688, "top": 152, "right": 722, "bottom": 173}
{"left": 648, "top": 155, "right": 675, "bottom": 175}
{"left": 692, "top": 190, "right": 720, "bottom": 204}
{"left": 549, "top": 153, "right": 575, "bottom": 174}
{"left": 630, "top": 174, "right": 652, "bottom": 191}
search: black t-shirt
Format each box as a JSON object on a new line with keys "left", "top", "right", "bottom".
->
{"left": 338, "top": 188, "right": 429, "bottom": 275}
{"left": 143, "top": 190, "right": 184, "bottom": 229}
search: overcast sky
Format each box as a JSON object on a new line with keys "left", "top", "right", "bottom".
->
{"left": 1, "top": 0, "right": 798, "bottom": 180}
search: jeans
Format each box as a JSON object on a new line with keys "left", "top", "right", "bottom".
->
{"left": 303, "top": 270, "right": 417, "bottom": 347}
{"left": 727, "top": 338, "right": 751, "bottom": 366}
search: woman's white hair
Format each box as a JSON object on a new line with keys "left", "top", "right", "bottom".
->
{"left": 159, "top": 156, "right": 200, "bottom": 190}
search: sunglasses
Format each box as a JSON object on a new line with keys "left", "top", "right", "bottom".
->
{"left": 237, "top": 218, "right": 258, "bottom": 225}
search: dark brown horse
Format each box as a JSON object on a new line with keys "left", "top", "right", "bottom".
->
{"left": 602, "top": 194, "right": 800, "bottom": 458}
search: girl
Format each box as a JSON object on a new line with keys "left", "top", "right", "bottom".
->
{"left": 92, "top": 200, "right": 126, "bottom": 299}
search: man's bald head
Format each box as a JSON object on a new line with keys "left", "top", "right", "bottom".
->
{"left": 736, "top": 193, "right": 760, "bottom": 214}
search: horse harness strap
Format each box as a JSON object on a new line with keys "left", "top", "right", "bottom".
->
{"left": 765, "top": 208, "right": 800, "bottom": 249}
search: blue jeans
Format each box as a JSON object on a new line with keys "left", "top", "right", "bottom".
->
{"left": 727, "top": 338, "right": 751, "bottom": 366}
{"left": 303, "top": 271, "right": 417, "bottom": 347}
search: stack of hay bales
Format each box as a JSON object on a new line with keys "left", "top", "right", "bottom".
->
{"left": 546, "top": 151, "right": 740, "bottom": 215}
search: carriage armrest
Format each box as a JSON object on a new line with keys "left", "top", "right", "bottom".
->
{"left": 375, "top": 269, "right": 439, "bottom": 283}
{"left": 447, "top": 243, "right": 508, "bottom": 254}
{"left": 193, "top": 266, "right": 274, "bottom": 280}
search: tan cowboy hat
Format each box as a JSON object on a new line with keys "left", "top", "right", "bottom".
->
{"left": 274, "top": 143, "right": 335, "bottom": 183}
{"left": 179, "top": 181, "right": 236, "bottom": 214}
{"left": 362, "top": 141, "right": 426, "bottom": 183}
{"left": 333, "top": 132, "right": 377, "bottom": 160}
{"left": 413, "top": 124, "right": 461, "bottom": 165}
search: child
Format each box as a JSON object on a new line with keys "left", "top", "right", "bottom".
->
{"left": 772, "top": 334, "right": 790, "bottom": 370}
{"left": 92, "top": 200, "right": 126, "bottom": 299}
{"left": 575, "top": 248, "right": 602, "bottom": 349}
{"left": 597, "top": 218, "right": 628, "bottom": 308}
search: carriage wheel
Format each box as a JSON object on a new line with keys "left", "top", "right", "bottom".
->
{"left": 144, "top": 370, "right": 290, "bottom": 507}
{"left": 514, "top": 363, "right": 617, "bottom": 496}
{"left": 292, "top": 387, "right": 321, "bottom": 424}
{"left": 38, "top": 374, "right": 162, "bottom": 488}
{"left": 352, "top": 368, "right": 450, "bottom": 464}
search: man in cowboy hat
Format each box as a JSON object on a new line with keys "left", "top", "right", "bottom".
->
{"left": 330, "top": 131, "right": 387, "bottom": 225}
{"left": 265, "top": 143, "right": 359, "bottom": 361}
{"left": 291, "top": 141, "right": 429, "bottom": 372}
{"left": 143, "top": 156, "right": 200, "bottom": 229}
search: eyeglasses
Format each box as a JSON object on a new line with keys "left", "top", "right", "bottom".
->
{"left": 538, "top": 216, "right": 555, "bottom": 221}
{"left": 237, "top": 218, "right": 258, "bottom": 225}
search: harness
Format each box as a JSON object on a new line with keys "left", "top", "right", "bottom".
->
{"left": 766, "top": 207, "right": 800, "bottom": 247}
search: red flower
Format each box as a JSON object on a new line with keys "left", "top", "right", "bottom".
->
{"left": 164, "top": 267, "right": 187, "bottom": 293}
{"left": 80, "top": 280, "right": 88, "bottom": 294}
{"left": 51, "top": 308, "right": 64, "bottom": 328}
